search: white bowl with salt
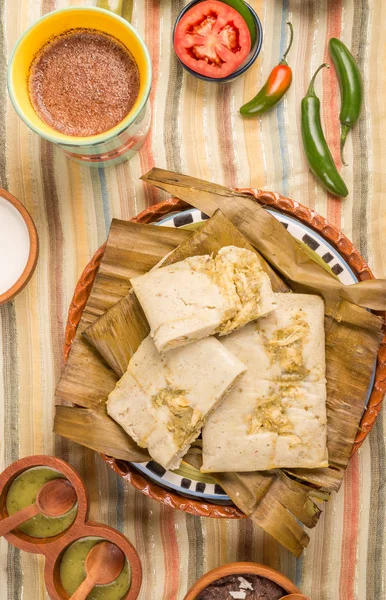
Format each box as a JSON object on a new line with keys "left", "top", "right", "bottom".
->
{"left": 0, "top": 191, "right": 38, "bottom": 304}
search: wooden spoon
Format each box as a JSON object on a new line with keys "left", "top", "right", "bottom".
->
{"left": 0, "top": 478, "right": 77, "bottom": 537}
{"left": 70, "top": 541, "right": 125, "bottom": 600}
{"left": 281, "top": 595, "right": 309, "bottom": 599}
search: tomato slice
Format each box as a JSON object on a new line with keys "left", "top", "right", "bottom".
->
{"left": 174, "top": 0, "right": 252, "bottom": 79}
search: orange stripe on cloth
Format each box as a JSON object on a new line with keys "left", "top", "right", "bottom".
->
{"left": 340, "top": 453, "right": 360, "bottom": 600}
{"left": 161, "top": 506, "right": 180, "bottom": 600}
{"left": 139, "top": 0, "right": 161, "bottom": 206}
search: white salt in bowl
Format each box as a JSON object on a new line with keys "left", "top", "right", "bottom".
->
{"left": 0, "top": 190, "right": 38, "bottom": 304}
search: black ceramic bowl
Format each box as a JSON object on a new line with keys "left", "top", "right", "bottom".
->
{"left": 173, "top": 0, "right": 263, "bottom": 83}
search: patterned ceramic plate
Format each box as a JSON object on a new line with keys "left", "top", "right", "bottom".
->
{"left": 131, "top": 207, "right": 361, "bottom": 503}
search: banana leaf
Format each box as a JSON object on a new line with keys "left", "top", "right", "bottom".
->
{"left": 83, "top": 211, "right": 289, "bottom": 376}
{"left": 55, "top": 219, "right": 188, "bottom": 461}
{"left": 141, "top": 168, "right": 386, "bottom": 311}
{"left": 55, "top": 177, "right": 384, "bottom": 556}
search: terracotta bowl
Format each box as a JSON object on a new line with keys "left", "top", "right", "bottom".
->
{"left": 0, "top": 189, "right": 38, "bottom": 305}
{"left": 65, "top": 192, "right": 386, "bottom": 517}
{"left": 0, "top": 455, "right": 142, "bottom": 600}
{"left": 183, "top": 562, "right": 304, "bottom": 599}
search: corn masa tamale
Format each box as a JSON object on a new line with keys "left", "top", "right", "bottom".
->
{"left": 130, "top": 245, "right": 277, "bottom": 352}
{"left": 202, "top": 293, "right": 328, "bottom": 472}
{"left": 107, "top": 334, "right": 246, "bottom": 470}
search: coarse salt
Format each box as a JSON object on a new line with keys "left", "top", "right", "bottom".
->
{"left": 238, "top": 577, "right": 254, "bottom": 590}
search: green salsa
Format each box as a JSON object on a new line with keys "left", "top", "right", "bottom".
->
{"left": 5, "top": 466, "right": 77, "bottom": 538}
{"left": 60, "top": 537, "right": 131, "bottom": 600}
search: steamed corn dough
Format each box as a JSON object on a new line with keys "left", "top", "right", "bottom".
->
{"left": 202, "top": 293, "right": 328, "bottom": 472}
{"left": 107, "top": 335, "right": 246, "bottom": 470}
{"left": 130, "top": 246, "right": 277, "bottom": 352}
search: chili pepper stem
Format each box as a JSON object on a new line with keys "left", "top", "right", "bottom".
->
{"left": 281, "top": 22, "right": 294, "bottom": 64}
{"left": 307, "top": 63, "right": 329, "bottom": 96}
{"left": 340, "top": 124, "right": 350, "bottom": 165}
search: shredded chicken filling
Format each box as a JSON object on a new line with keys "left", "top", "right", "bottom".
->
{"left": 189, "top": 250, "right": 263, "bottom": 334}
{"left": 247, "top": 387, "right": 296, "bottom": 435}
{"left": 247, "top": 312, "right": 310, "bottom": 435}
{"left": 151, "top": 387, "right": 203, "bottom": 446}
{"left": 266, "top": 310, "right": 310, "bottom": 378}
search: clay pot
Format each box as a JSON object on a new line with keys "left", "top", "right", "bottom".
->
{"left": 183, "top": 562, "right": 305, "bottom": 600}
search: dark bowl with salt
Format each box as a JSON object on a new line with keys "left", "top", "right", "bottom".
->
{"left": 183, "top": 562, "right": 305, "bottom": 600}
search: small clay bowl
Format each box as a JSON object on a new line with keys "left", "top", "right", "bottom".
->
{"left": 183, "top": 562, "right": 303, "bottom": 599}
{"left": 0, "top": 189, "right": 38, "bottom": 305}
{"left": 46, "top": 522, "right": 142, "bottom": 600}
{"left": 0, "top": 456, "right": 142, "bottom": 600}
{"left": 0, "top": 455, "right": 88, "bottom": 552}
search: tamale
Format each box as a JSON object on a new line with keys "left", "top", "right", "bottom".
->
{"left": 202, "top": 293, "right": 328, "bottom": 472}
{"left": 288, "top": 300, "right": 384, "bottom": 490}
{"left": 130, "top": 245, "right": 277, "bottom": 352}
{"left": 107, "top": 335, "right": 246, "bottom": 470}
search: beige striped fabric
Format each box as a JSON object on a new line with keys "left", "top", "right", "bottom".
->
{"left": 0, "top": 0, "right": 385, "bottom": 598}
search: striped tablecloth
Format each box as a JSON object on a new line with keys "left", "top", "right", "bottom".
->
{"left": 0, "top": 1, "right": 385, "bottom": 598}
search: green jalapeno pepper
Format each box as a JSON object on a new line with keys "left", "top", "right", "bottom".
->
{"left": 240, "top": 22, "right": 293, "bottom": 117}
{"left": 329, "top": 38, "right": 363, "bottom": 165}
{"left": 301, "top": 63, "right": 349, "bottom": 198}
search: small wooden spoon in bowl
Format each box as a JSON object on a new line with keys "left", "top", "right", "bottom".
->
{"left": 70, "top": 541, "right": 125, "bottom": 600}
{"left": 281, "top": 595, "right": 309, "bottom": 599}
{"left": 0, "top": 478, "right": 77, "bottom": 537}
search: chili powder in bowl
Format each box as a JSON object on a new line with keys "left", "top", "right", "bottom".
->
{"left": 173, "top": 0, "right": 263, "bottom": 83}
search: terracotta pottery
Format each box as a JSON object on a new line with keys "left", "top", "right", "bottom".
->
{"left": 0, "top": 455, "right": 142, "bottom": 600}
{"left": 0, "top": 188, "right": 39, "bottom": 305}
{"left": 182, "top": 562, "right": 304, "bottom": 600}
{"left": 64, "top": 192, "right": 386, "bottom": 517}
{"left": 0, "top": 479, "right": 77, "bottom": 537}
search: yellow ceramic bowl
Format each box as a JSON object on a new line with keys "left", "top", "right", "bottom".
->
{"left": 8, "top": 7, "right": 152, "bottom": 166}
